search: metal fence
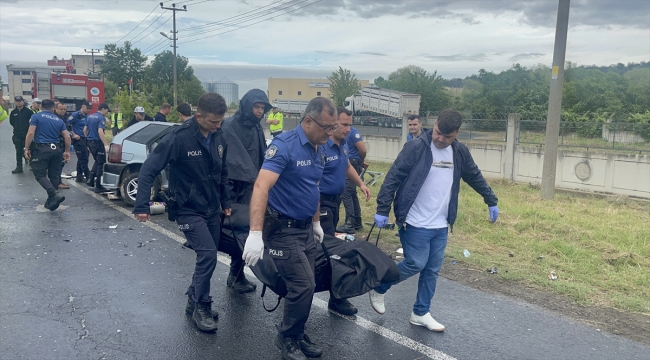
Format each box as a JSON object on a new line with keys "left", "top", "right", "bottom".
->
{"left": 518, "top": 121, "right": 650, "bottom": 152}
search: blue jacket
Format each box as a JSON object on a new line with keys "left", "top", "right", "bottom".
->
{"left": 376, "top": 129, "right": 497, "bottom": 231}
{"left": 133, "top": 117, "right": 231, "bottom": 217}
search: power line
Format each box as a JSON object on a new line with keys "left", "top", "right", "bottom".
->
{"left": 145, "top": 41, "right": 171, "bottom": 56}
{"left": 177, "top": 0, "right": 285, "bottom": 31}
{"left": 141, "top": 37, "right": 167, "bottom": 53}
{"left": 132, "top": 15, "right": 174, "bottom": 44}
{"left": 179, "top": 0, "right": 322, "bottom": 44}
{"left": 182, "top": 0, "right": 307, "bottom": 37}
{"left": 115, "top": 3, "right": 159, "bottom": 43}
{"left": 127, "top": 11, "right": 167, "bottom": 43}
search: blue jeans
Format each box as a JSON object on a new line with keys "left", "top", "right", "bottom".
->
{"left": 375, "top": 225, "right": 448, "bottom": 316}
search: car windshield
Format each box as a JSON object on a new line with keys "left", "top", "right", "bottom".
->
{"left": 125, "top": 124, "right": 172, "bottom": 144}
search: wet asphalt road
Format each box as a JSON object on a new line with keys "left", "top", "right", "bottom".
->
{"left": 1, "top": 126, "right": 648, "bottom": 360}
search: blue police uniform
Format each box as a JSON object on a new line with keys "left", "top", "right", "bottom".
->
{"left": 85, "top": 112, "right": 107, "bottom": 188}
{"left": 338, "top": 127, "right": 365, "bottom": 231}
{"left": 29, "top": 110, "right": 67, "bottom": 196}
{"left": 319, "top": 138, "right": 349, "bottom": 235}
{"left": 67, "top": 110, "right": 90, "bottom": 181}
{"left": 133, "top": 117, "right": 231, "bottom": 325}
{"left": 261, "top": 124, "right": 325, "bottom": 340}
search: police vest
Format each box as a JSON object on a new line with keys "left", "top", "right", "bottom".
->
{"left": 268, "top": 112, "right": 283, "bottom": 132}
{"left": 112, "top": 113, "right": 123, "bottom": 129}
{"left": 0, "top": 105, "right": 7, "bottom": 123}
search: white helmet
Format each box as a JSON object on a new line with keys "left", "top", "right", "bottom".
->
{"left": 134, "top": 106, "right": 145, "bottom": 113}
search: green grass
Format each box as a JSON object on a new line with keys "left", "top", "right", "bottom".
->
{"left": 349, "top": 161, "right": 650, "bottom": 314}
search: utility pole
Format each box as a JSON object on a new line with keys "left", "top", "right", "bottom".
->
{"left": 160, "top": 2, "right": 187, "bottom": 108}
{"left": 541, "top": 0, "right": 570, "bottom": 200}
{"left": 84, "top": 48, "right": 101, "bottom": 73}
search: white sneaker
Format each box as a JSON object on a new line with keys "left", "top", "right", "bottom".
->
{"left": 410, "top": 312, "right": 445, "bottom": 332}
{"left": 368, "top": 290, "right": 385, "bottom": 314}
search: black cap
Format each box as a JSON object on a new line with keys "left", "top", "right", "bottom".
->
{"left": 81, "top": 101, "right": 92, "bottom": 108}
{"left": 14, "top": 95, "right": 24, "bottom": 101}
{"left": 98, "top": 103, "right": 111, "bottom": 112}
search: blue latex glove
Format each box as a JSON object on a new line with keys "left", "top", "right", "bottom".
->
{"left": 489, "top": 206, "right": 499, "bottom": 223}
{"left": 374, "top": 214, "right": 389, "bottom": 228}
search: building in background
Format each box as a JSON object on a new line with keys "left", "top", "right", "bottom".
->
{"left": 267, "top": 78, "right": 371, "bottom": 103}
{"left": 202, "top": 77, "right": 239, "bottom": 106}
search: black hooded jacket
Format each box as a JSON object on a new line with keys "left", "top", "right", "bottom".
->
{"left": 221, "top": 89, "right": 271, "bottom": 188}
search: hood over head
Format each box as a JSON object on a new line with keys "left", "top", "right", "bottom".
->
{"left": 236, "top": 89, "right": 272, "bottom": 127}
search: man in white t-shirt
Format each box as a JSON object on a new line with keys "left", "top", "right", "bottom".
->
{"left": 369, "top": 109, "right": 499, "bottom": 331}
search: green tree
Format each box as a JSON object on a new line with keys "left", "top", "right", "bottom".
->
{"left": 379, "top": 65, "right": 450, "bottom": 113}
{"left": 113, "top": 86, "right": 155, "bottom": 123}
{"left": 102, "top": 41, "right": 147, "bottom": 89}
{"left": 144, "top": 51, "right": 205, "bottom": 105}
{"left": 327, "top": 67, "right": 362, "bottom": 106}
{"left": 104, "top": 80, "right": 119, "bottom": 105}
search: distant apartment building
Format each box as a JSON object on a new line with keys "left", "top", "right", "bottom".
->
{"left": 202, "top": 78, "right": 239, "bottom": 106}
{"left": 267, "top": 78, "right": 371, "bottom": 103}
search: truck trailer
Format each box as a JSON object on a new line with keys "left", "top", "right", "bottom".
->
{"left": 272, "top": 99, "right": 310, "bottom": 117}
{"left": 344, "top": 87, "right": 420, "bottom": 128}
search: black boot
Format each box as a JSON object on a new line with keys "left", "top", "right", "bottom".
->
{"left": 185, "top": 296, "right": 218, "bottom": 319}
{"left": 75, "top": 176, "right": 85, "bottom": 183}
{"left": 45, "top": 189, "right": 65, "bottom": 211}
{"left": 298, "top": 334, "right": 323, "bottom": 358}
{"left": 94, "top": 184, "right": 108, "bottom": 193}
{"left": 86, "top": 174, "right": 95, "bottom": 187}
{"left": 328, "top": 297, "right": 358, "bottom": 316}
{"left": 227, "top": 268, "right": 257, "bottom": 294}
{"left": 11, "top": 167, "right": 23, "bottom": 174}
{"left": 335, "top": 218, "right": 356, "bottom": 234}
{"left": 354, "top": 217, "right": 364, "bottom": 231}
{"left": 275, "top": 333, "right": 307, "bottom": 360}
{"left": 192, "top": 301, "right": 218, "bottom": 332}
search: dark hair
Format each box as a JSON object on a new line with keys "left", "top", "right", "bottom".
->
{"left": 408, "top": 114, "right": 421, "bottom": 122}
{"left": 197, "top": 93, "right": 227, "bottom": 116}
{"left": 304, "top": 97, "right": 336, "bottom": 121}
{"left": 436, "top": 109, "right": 463, "bottom": 134}
{"left": 177, "top": 102, "right": 192, "bottom": 116}
{"left": 336, "top": 105, "right": 352, "bottom": 117}
{"left": 161, "top": 103, "right": 172, "bottom": 110}
{"left": 41, "top": 99, "right": 55, "bottom": 110}
{"left": 53, "top": 98, "right": 60, "bottom": 103}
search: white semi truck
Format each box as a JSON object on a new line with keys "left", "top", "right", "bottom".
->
{"left": 272, "top": 99, "right": 310, "bottom": 117}
{"left": 344, "top": 86, "right": 421, "bottom": 128}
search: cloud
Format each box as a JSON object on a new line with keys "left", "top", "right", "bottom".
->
{"left": 360, "top": 51, "right": 388, "bottom": 56}
{"left": 508, "top": 52, "right": 545, "bottom": 62}
{"left": 421, "top": 53, "right": 490, "bottom": 62}
{"left": 305, "top": 0, "right": 650, "bottom": 29}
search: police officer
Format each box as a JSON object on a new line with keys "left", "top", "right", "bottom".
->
{"left": 9, "top": 96, "right": 33, "bottom": 173}
{"left": 68, "top": 101, "right": 91, "bottom": 183}
{"left": 243, "top": 97, "right": 337, "bottom": 360}
{"left": 23, "top": 99, "right": 71, "bottom": 211}
{"left": 111, "top": 106, "right": 123, "bottom": 136}
{"left": 133, "top": 93, "right": 231, "bottom": 333}
{"left": 336, "top": 125, "right": 367, "bottom": 234}
{"left": 319, "top": 106, "right": 371, "bottom": 316}
{"left": 84, "top": 103, "right": 110, "bottom": 193}
{"left": 54, "top": 102, "right": 71, "bottom": 190}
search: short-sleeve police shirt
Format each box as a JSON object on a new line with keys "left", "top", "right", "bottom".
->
{"left": 346, "top": 127, "right": 363, "bottom": 161}
{"left": 30, "top": 111, "right": 66, "bottom": 144}
{"left": 262, "top": 125, "right": 325, "bottom": 220}
{"left": 67, "top": 110, "right": 87, "bottom": 137}
{"left": 86, "top": 113, "right": 106, "bottom": 141}
{"left": 319, "top": 138, "right": 349, "bottom": 196}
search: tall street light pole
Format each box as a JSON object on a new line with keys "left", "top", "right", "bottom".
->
{"left": 160, "top": 2, "right": 187, "bottom": 108}
{"left": 541, "top": 0, "right": 571, "bottom": 200}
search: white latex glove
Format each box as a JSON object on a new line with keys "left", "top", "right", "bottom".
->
{"left": 312, "top": 221, "right": 324, "bottom": 244}
{"left": 242, "top": 231, "right": 264, "bottom": 266}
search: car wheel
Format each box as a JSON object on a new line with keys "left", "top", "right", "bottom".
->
{"left": 119, "top": 171, "right": 159, "bottom": 207}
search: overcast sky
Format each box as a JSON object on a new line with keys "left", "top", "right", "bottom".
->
{"left": 1, "top": 0, "right": 648, "bottom": 96}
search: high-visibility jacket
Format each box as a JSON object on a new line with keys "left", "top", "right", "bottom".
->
{"left": 0, "top": 105, "right": 7, "bottom": 123}
{"left": 112, "top": 113, "right": 124, "bottom": 129}
{"left": 268, "top": 111, "right": 283, "bottom": 132}
{"left": 30, "top": 107, "right": 40, "bottom": 114}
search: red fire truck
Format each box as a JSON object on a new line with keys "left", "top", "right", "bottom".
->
{"left": 32, "top": 70, "right": 105, "bottom": 113}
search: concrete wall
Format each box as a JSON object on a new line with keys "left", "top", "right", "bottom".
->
{"left": 363, "top": 134, "right": 650, "bottom": 199}
{"left": 267, "top": 78, "right": 370, "bottom": 103}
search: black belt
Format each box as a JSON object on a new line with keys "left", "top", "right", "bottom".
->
{"left": 320, "top": 194, "right": 340, "bottom": 203}
{"left": 278, "top": 217, "right": 312, "bottom": 229}
{"left": 34, "top": 143, "right": 58, "bottom": 148}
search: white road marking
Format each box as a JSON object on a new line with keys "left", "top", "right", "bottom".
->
{"left": 68, "top": 181, "right": 456, "bottom": 360}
